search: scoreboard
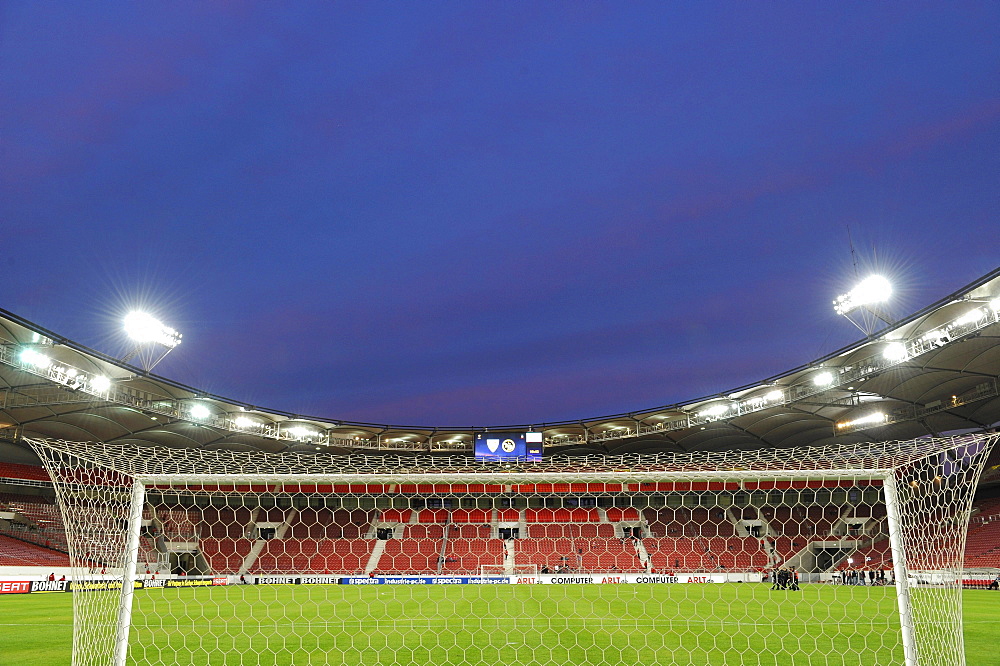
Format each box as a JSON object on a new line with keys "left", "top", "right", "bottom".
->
{"left": 474, "top": 431, "right": 543, "bottom": 461}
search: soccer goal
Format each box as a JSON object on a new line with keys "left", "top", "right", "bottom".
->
{"left": 29, "top": 433, "right": 996, "bottom": 666}
{"left": 479, "top": 564, "right": 537, "bottom": 578}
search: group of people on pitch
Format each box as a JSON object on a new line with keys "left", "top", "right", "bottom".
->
{"left": 840, "top": 569, "right": 887, "bottom": 585}
{"left": 769, "top": 567, "right": 799, "bottom": 590}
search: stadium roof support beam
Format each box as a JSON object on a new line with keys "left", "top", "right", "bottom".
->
{"left": 706, "top": 420, "right": 773, "bottom": 449}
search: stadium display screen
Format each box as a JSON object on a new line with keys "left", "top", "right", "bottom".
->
{"left": 474, "top": 432, "right": 543, "bottom": 461}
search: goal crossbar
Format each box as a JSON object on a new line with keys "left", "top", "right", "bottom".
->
{"left": 136, "top": 469, "right": 896, "bottom": 485}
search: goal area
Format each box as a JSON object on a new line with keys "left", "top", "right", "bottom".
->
{"left": 29, "top": 433, "right": 996, "bottom": 666}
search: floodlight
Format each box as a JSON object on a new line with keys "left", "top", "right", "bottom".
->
{"left": 923, "top": 329, "right": 950, "bottom": 347}
{"left": 833, "top": 275, "right": 892, "bottom": 316}
{"left": 765, "top": 390, "right": 783, "bottom": 402}
{"left": 19, "top": 348, "right": 51, "bottom": 368}
{"left": 233, "top": 416, "right": 256, "bottom": 429}
{"left": 189, "top": 404, "right": 211, "bottom": 420}
{"left": 700, "top": 404, "right": 729, "bottom": 418}
{"left": 124, "top": 311, "right": 182, "bottom": 348}
{"left": 813, "top": 371, "right": 834, "bottom": 387}
{"left": 89, "top": 375, "right": 111, "bottom": 392}
{"left": 836, "top": 412, "right": 886, "bottom": 429}
{"left": 883, "top": 342, "right": 908, "bottom": 362}
{"left": 121, "top": 311, "right": 183, "bottom": 371}
{"left": 990, "top": 297, "right": 1000, "bottom": 312}
{"left": 953, "top": 308, "right": 985, "bottom": 327}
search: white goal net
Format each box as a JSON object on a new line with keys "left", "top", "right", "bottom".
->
{"left": 28, "top": 433, "right": 996, "bottom": 666}
{"left": 480, "top": 563, "right": 537, "bottom": 577}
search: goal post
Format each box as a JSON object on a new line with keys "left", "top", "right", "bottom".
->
{"left": 883, "top": 473, "right": 918, "bottom": 666}
{"left": 113, "top": 480, "right": 146, "bottom": 666}
{"left": 28, "top": 433, "right": 996, "bottom": 666}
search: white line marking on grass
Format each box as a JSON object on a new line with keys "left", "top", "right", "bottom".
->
{"left": 122, "top": 620, "right": 905, "bottom": 629}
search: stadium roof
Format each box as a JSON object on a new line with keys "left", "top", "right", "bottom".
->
{"left": 2, "top": 267, "right": 1000, "bottom": 460}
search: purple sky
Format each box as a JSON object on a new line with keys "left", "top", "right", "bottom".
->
{"left": 2, "top": 3, "right": 998, "bottom": 427}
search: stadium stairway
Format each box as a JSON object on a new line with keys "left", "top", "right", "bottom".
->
{"left": 634, "top": 538, "right": 651, "bottom": 570}
{"left": 239, "top": 509, "right": 295, "bottom": 574}
{"left": 503, "top": 539, "right": 515, "bottom": 574}
{"left": 760, "top": 537, "right": 781, "bottom": 568}
{"left": 437, "top": 525, "right": 450, "bottom": 573}
{"left": 239, "top": 541, "right": 267, "bottom": 574}
{"left": 365, "top": 540, "right": 387, "bottom": 574}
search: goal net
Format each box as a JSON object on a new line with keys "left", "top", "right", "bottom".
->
{"left": 29, "top": 433, "right": 996, "bottom": 666}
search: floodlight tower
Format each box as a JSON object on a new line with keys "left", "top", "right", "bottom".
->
{"left": 833, "top": 275, "right": 894, "bottom": 336}
{"left": 121, "top": 311, "right": 182, "bottom": 371}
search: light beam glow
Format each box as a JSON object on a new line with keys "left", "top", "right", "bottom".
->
{"left": 124, "top": 311, "right": 182, "bottom": 348}
{"left": 19, "top": 348, "right": 51, "bottom": 368}
{"left": 833, "top": 275, "right": 892, "bottom": 316}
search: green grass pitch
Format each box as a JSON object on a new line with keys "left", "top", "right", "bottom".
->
{"left": 4, "top": 584, "right": 999, "bottom": 665}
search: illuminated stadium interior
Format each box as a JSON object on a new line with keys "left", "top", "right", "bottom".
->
{"left": 2, "top": 269, "right": 1000, "bottom": 666}
{"left": 1, "top": 267, "right": 999, "bottom": 459}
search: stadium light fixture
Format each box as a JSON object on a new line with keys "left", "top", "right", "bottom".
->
{"left": 765, "top": 389, "right": 784, "bottom": 402}
{"left": 923, "top": 329, "right": 950, "bottom": 347}
{"left": 833, "top": 275, "right": 893, "bottom": 336}
{"left": 89, "top": 375, "right": 111, "bottom": 393}
{"left": 953, "top": 308, "right": 985, "bottom": 327}
{"left": 990, "top": 297, "right": 1000, "bottom": 312}
{"left": 699, "top": 404, "right": 730, "bottom": 419}
{"left": 836, "top": 412, "right": 886, "bottom": 429}
{"left": 19, "top": 348, "right": 52, "bottom": 369}
{"left": 233, "top": 416, "right": 257, "bottom": 429}
{"left": 883, "top": 342, "right": 908, "bottom": 362}
{"left": 189, "top": 403, "right": 211, "bottom": 420}
{"left": 124, "top": 311, "right": 182, "bottom": 347}
{"left": 833, "top": 275, "right": 892, "bottom": 316}
{"left": 287, "top": 426, "right": 318, "bottom": 440}
{"left": 121, "top": 311, "right": 182, "bottom": 372}
{"left": 813, "top": 371, "right": 834, "bottom": 388}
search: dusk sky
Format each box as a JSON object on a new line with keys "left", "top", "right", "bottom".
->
{"left": 2, "top": 3, "right": 998, "bottom": 427}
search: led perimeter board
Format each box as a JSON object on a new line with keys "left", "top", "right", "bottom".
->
{"left": 474, "top": 432, "right": 543, "bottom": 461}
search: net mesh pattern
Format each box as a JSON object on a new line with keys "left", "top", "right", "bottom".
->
{"left": 28, "top": 434, "right": 996, "bottom": 666}
{"left": 26, "top": 436, "right": 991, "bottom": 478}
